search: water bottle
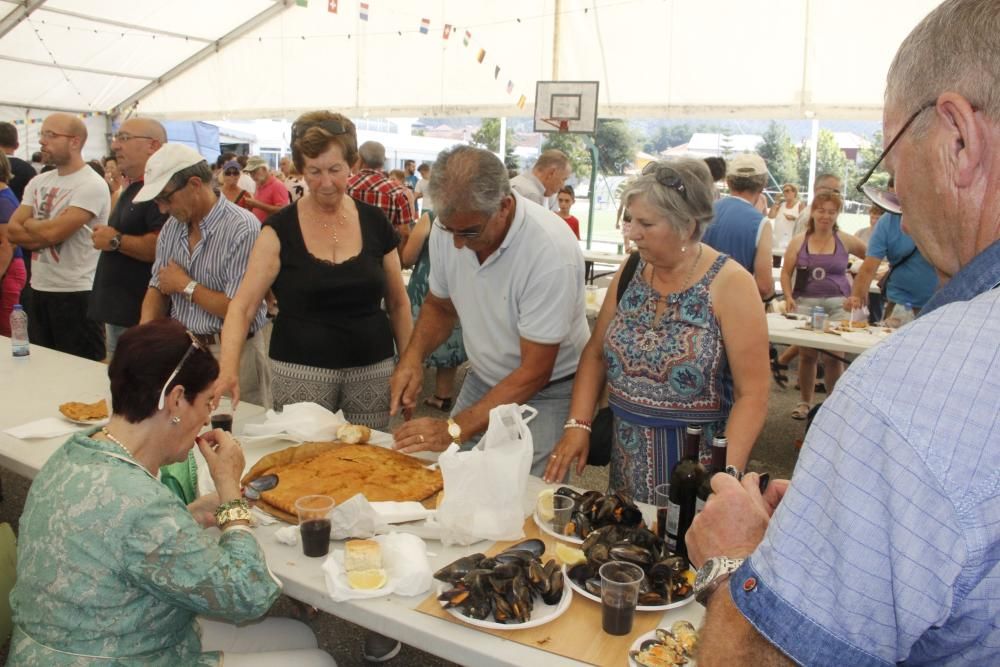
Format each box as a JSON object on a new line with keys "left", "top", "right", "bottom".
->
{"left": 10, "top": 304, "right": 29, "bottom": 357}
{"left": 811, "top": 305, "right": 827, "bottom": 332}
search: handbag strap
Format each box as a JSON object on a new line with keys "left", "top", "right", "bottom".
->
{"left": 616, "top": 252, "right": 641, "bottom": 303}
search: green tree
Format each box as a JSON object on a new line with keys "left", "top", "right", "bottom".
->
{"left": 796, "top": 129, "right": 851, "bottom": 195}
{"left": 642, "top": 125, "right": 692, "bottom": 154}
{"left": 594, "top": 119, "right": 637, "bottom": 175}
{"left": 470, "top": 118, "right": 517, "bottom": 169}
{"left": 540, "top": 132, "right": 589, "bottom": 177}
{"left": 757, "top": 121, "right": 798, "bottom": 187}
{"left": 856, "top": 130, "right": 890, "bottom": 191}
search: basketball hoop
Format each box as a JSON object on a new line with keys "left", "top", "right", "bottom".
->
{"left": 533, "top": 81, "right": 599, "bottom": 135}
{"left": 541, "top": 118, "right": 571, "bottom": 133}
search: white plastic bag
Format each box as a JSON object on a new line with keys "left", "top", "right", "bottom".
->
{"left": 435, "top": 403, "right": 536, "bottom": 546}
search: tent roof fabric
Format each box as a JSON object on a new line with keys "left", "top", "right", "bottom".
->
{"left": 0, "top": 0, "right": 943, "bottom": 121}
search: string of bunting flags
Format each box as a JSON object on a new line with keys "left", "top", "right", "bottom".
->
{"left": 4, "top": 112, "right": 103, "bottom": 126}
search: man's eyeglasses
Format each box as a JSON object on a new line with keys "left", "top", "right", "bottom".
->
{"left": 39, "top": 130, "right": 75, "bottom": 141}
{"left": 855, "top": 101, "right": 935, "bottom": 215}
{"left": 113, "top": 132, "right": 155, "bottom": 143}
{"left": 434, "top": 219, "right": 486, "bottom": 240}
{"left": 157, "top": 331, "right": 202, "bottom": 410}
{"left": 154, "top": 184, "right": 183, "bottom": 206}
{"left": 291, "top": 119, "right": 349, "bottom": 142}
{"left": 642, "top": 163, "right": 688, "bottom": 199}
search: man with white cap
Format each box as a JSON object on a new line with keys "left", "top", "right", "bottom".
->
{"left": 702, "top": 153, "right": 775, "bottom": 299}
{"left": 137, "top": 143, "right": 270, "bottom": 407}
{"left": 242, "top": 156, "right": 290, "bottom": 224}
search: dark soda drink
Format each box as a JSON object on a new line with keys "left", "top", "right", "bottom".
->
{"left": 211, "top": 414, "right": 233, "bottom": 432}
{"left": 656, "top": 507, "right": 668, "bottom": 540}
{"left": 602, "top": 602, "right": 635, "bottom": 635}
{"left": 300, "top": 519, "right": 331, "bottom": 557}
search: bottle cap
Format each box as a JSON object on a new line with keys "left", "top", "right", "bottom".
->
{"left": 686, "top": 425, "right": 703, "bottom": 435}
{"left": 13, "top": 304, "right": 23, "bottom": 311}
{"left": 713, "top": 436, "right": 728, "bottom": 446}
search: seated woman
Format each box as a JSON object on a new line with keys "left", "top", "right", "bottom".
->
{"left": 543, "top": 158, "right": 770, "bottom": 501}
{"left": 8, "top": 319, "right": 334, "bottom": 666}
{"left": 216, "top": 111, "right": 411, "bottom": 429}
{"left": 780, "top": 192, "right": 867, "bottom": 419}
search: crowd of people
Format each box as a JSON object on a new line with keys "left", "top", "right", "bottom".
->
{"left": 1, "top": 0, "right": 999, "bottom": 662}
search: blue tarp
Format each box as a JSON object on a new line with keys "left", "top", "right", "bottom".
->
{"left": 161, "top": 121, "right": 220, "bottom": 164}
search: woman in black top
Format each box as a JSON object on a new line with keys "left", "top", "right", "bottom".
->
{"left": 215, "top": 112, "right": 412, "bottom": 429}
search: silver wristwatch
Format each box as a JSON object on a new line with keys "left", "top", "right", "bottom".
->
{"left": 693, "top": 556, "right": 745, "bottom": 606}
{"left": 183, "top": 280, "right": 198, "bottom": 301}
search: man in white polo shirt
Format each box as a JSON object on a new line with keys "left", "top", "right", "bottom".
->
{"left": 389, "top": 145, "right": 588, "bottom": 476}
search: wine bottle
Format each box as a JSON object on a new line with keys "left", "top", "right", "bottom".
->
{"left": 667, "top": 425, "right": 705, "bottom": 563}
{"left": 696, "top": 434, "right": 728, "bottom": 515}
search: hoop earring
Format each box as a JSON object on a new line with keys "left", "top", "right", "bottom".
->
{"left": 170, "top": 416, "right": 181, "bottom": 425}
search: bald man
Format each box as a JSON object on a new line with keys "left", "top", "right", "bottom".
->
{"left": 7, "top": 112, "right": 110, "bottom": 360}
{"left": 88, "top": 118, "right": 169, "bottom": 355}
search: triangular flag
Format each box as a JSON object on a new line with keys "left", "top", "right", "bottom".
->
{"left": 507, "top": 80, "right": 514, "bottom": 94}
{"left": 494, "top": 65, "right": 500, "bottom": 79}
{"left": 517, "top": 95, "right": 527, "bottom": 110}
{"left": 463, "top": 30, "right": 471, "bottom": 46}
{"left": 419, "top": 18, "right": 430, "bottom": 34}
{"left": 328, "top": 0, "right": 338, "bottom": 13}
{"left": 442, "top": 24, "right": 452, "bottom": 39}
{"left": 476, "top": 48, "right": 485, "bottom": 63}
{"left": 359, "top": 2, "right": 369, "bottom": 20}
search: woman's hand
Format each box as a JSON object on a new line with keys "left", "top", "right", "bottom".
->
{"left": 212, "top": 373, "right": 240, "bottom": 410}
{"left": 542, "top": 429, "right": 591, "bottom": 484}
{"left": 188, "top": 492, "right": 222, "bottom": 528}
{"left": 784, "top": 296, "right": 796, "bottom": 314}
{"left": 197, "top": 429, "right": 246, "bottom": 502}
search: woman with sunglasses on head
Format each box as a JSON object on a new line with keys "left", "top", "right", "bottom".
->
{"left": 219, "top": 159, "right": 252, "bottom": 210}
{"left": 8, "top": 319, "right": 335, "bottom": 665}
{"left": 214, "top": 111, "right": 411, "bottom": 430}
{"left": 543, "top": 158, "right": 770, "bottom": 501}
{"left": 780, "top": 192, "right": 867, "bottom": 420}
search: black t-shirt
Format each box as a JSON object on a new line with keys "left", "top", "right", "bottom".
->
{"left": 6, "top": 156, "right": 36, "bottom": 202}
{"left": 268, "top": 199, "right": 400, "bottom": 369}
{"left": 88, "top": 181, "right": 168, "bottom": 326}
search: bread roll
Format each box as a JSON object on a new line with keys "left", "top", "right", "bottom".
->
{"left": 337, "top": 423, "right": 372, "bottom": 444}
{"left": 344, "top": 539, "right": 381, "bottom": 571}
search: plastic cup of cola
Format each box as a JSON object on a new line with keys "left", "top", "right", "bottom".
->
{"left": 599, "top": 561, "right": 645, "bottom": 636}
{"left": 295, "top": 495, "right": 335, "bottom": 557}
{"left": 210, "top": 396, "right": 233, "bottom": 432}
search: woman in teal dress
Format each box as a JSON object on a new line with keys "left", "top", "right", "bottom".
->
{"left": 402, "top": 210, "right": 468, "bottom": 411}
{"left": 543, "top": 158, "right": 770, "bottom": 503}
{"left": 8, "top": 320, "right": 335, "bottom": 666}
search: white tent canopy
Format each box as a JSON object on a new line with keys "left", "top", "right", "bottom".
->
{"left": 0, "top": 0, "right": 943, "bottom": 122}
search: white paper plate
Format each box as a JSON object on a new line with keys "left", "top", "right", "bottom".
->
{"left": 436, "top": 576, "right": 573, "bottom": 630}
{"left": 61, "top": 415, "right": 109, "bottom": 427}
{"left": 840, "top": 330, "right": 891, "bottom": 347}
{"left": 532, "top": 510, "right": 584, "bottom": 545}
{"left": 564, "top": 565, "right": 695, "bottom": 612}
{"left": 629, "top": 628, "right": 697, "bottom": 666}
{"left": 766, "top": 315, "right": 803, "bottom": 331}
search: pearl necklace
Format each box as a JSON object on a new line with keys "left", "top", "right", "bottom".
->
{"left": 100, "top": 427, "right": 133, "bottom": 459}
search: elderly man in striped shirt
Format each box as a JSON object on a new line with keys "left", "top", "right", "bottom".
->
{"left": 686, "top": 1, "right": 1000, "bottom": 665}
{"left": 137, "top": 144, "right": 270, "bottom": 407}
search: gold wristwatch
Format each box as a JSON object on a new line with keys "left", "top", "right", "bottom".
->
{"left": 214, "top": 499, "right": 252, "bottom": 527}
{"left": 446, "top": 418, "right": 462, "bottom": 445}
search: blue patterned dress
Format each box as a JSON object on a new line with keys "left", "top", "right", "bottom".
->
{"left": 604, "top": 255, "right": 734, "bottom": 503}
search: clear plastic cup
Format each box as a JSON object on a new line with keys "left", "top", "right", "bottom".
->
{"left": 295, "top": 495, "right": 335, "bottom": 557}
{"left": 599, "top": 561, "right": 644, "bottom": 635}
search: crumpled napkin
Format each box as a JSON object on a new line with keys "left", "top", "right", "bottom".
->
{"left": 241, "top": 402, "right": 347, "bottom": 442}
{"left": 275, "top": 525, "right": 299, "bottom": 546}
{"left": 322, "top": 533, "right": 432, "bottom": 601}
{"left": 4, "top": 418, "right": 85, "bottom": 440}
{"left": 330, "top": 494, "right": 387, "bottom": 540}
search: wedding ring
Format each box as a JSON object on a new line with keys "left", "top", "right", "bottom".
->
{"left": 550, "top": 454, "right": 557, "bottom": 459}
{"left": 419, "top": 434, "right": 425, "bottom": 443}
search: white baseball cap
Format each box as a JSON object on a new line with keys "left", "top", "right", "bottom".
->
{"left": 726, "top": 153, "right": 768, "bottom": 178}
{"left": 133, "top": 143, "right": 207, "bottom": 203}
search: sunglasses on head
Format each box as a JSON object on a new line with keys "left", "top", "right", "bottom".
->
{"left": 642, "top": 163, "right": 688, "bottom": 199}
{"left": 156, "top": 331, "right": 203, "bottom": 411}
{"left": 291, "top": 119, "right": 349, "bottom": 142}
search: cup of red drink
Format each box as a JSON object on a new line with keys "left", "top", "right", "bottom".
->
{"left": 294, "top": 495, "right": 335, "bottom": 557}
{"left": 599, "top": 561, "right": 644, "bottom": 635}
{"left": 211, "top": 396, "right": 233, "bottom": 432}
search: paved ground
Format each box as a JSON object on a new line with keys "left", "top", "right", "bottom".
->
{"left": 0, "top": 352, "right": 810, "bottom": 666}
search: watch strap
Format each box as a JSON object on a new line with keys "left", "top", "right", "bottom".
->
{"left": 446, "top": 418, "right": 462, "bottom": 444}
{"left": 183, "top": 280, "right": 198, "bottom": 300}
{"left": 694, "top": 556, "right": 745, "bottom": 606}
{"left": 109, "top": 232, "right": 123, "bottom": 251}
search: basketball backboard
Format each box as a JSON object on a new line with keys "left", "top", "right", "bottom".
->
{"left": 533, "top": 81, "right": 599, "bottom": 134}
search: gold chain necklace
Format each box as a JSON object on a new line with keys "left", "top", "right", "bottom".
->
{"left": 650, "top": 243, "right": 703, "bottom": 303}
{"left": 100, "top": 427, "right": 133, "bottom": 459}
{"left": 318, "top": 200, "right": 348, "bottom": 245}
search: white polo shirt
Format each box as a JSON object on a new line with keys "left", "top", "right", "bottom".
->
{"left": 429, "top": 191, "right": 589, "bottom": 387}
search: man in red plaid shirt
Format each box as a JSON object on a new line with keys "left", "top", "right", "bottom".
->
{"left": 347, "top": 141, "right": 415, "bottom": 244}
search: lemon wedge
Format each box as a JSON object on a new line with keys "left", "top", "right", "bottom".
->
{"left": 347, "top": 568, "right": 388, "bottom": 590}
{"left": 536, "top": 488, "right": 556, "bottom": 522}
{"left": 555, "top": 543, "right": 587, "bottom": 567}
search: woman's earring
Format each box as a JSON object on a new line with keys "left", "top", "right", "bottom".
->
{"left": 680, "top": 245, "right": 687, "bottom": 253}
{"left": 170, "top": 416, "right": 181, "bottom": 425}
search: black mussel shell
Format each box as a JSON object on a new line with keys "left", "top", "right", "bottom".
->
{"left": 433, "top": 553, "right": 487, "bottom": 583}
{"left": 502, "top": 538, "right": 545, "bottom": 558}
{"left": 248, "top": 474, "right": 279, "bottom": 491}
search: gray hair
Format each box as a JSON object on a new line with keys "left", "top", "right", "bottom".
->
{"left": 167, "top": 161, "right": 213, "bottom": 191}
{"left": 428, "top": 145, "right": 511, "bottom": 223}
{"left": 358, "top": 141, "right": 386, "bottom": 169}
{"left": 534, "top": 149, "right": 569, "bottom": 172}
{"left": 622, "top": 158, "right": 715, "bottom": 242}
{"left": 726, "top": 173, "right": 767, "bottom": 195}
{"left": 886, "top": 0, "right": 1000, "bottom": 130}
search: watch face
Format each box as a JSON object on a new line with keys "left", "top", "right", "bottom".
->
{"left": 694, "top": 558, "right": 720, "bottom": 590}
{"left": 447, "top": 422, "right": 460, "bottom": 438}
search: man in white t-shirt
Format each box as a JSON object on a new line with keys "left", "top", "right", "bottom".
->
{"left": 389, "top": 145, "right": 589, "bottom": 477}
{"left": 413, "top": 163, "right": 433, "bottom": 214}
{"left": 8, "top": 113, "right": 110, "bottom": 360}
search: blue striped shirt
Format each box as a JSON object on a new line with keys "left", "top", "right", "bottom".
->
{"left": 733, "top": 286, "right": 1000, "bottom": 665}
{"left": 149, "top": 196, "right": 266, "bottom": 335}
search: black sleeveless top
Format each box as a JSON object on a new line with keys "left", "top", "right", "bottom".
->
{"left": 267, "top": 199, "right": 400, "bottom": 369}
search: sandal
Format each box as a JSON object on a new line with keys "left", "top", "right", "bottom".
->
{"left": 423, "top": 395, "right": 453, "bottom": 412}
{"left": 791, "top": 402, "right": 811, "bottom": 420}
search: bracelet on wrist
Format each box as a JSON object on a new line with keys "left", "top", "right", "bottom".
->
{"left": 563, "top": 418, "right": 592, "bottom": 433}
{"left": 214, "top": 498, "right": 251, "bottom": 527}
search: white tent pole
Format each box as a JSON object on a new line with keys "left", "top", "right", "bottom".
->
{"left": 42, "top": 7, "right": 212, "bottom": 43}
{"left": 0, "top": 0, "right": 47, "bottom": 40}
{"left": 0, "top": 56, "right": 155, "bottom": 81}
{"left": 807, "top": 118, "right": 819, "bottom": 203}
{"left": 552, "top": 0, "right": 562, "bottom": 79}
{"left": 498, "top": 117, "right": 507, "bottom": 163}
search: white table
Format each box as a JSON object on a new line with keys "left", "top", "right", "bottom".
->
{"left": 582, "top": 249, "right": 627, "bottom": 284}
{"left": 0, "top": 338, "right": 702, "bottom": 667}
{"left": 766, "top": 314, "right": 888, "bottom": 356}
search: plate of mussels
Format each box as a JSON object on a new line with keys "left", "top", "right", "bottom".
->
{"left": 434, "top": 538, "right": 573, "bottom": 630}
{"left": 629, "top": 621, "right": 699, "bottom": 666}
{"left": 533, "top": 487, "right": 650, "bottom": 545}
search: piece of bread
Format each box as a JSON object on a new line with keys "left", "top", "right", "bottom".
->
{"left": 345, "top": 539, "right": 382, "bottom": 571}
{"left": 59, "top": 399, "right": 109, "bottom": 421}
{"left": 337, "top": 423, "right": 371, "bottom": 444}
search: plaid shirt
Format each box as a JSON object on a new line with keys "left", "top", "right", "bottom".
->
{"left": 347, "top": 169, "right": 416, "bottom": 228}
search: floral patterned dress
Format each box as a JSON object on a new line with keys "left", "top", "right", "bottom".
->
{"left": 603, "top": 255, "right": 733, "bottom": 503}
